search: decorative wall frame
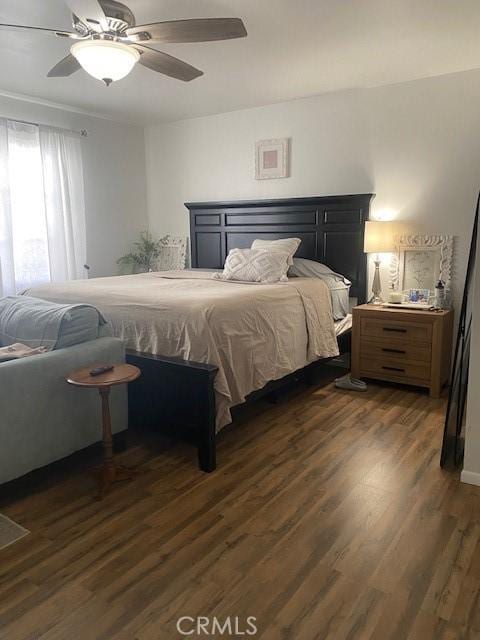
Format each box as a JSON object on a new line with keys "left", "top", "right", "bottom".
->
{"left": 255, "top": 138, "right": 290, "bottom": 180}
{"left": 389, "top": 234, "right": 454, "bottom": 294}
{"left": 157, "top": 235, "right": 188, "bottom": 270}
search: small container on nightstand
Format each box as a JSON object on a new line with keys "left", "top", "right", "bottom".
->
{"left": 351, "top": 304, "right": 453, "bottom": 398}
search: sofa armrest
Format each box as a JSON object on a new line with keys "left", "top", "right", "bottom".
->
{"left": 0, "top": 337, "right": 125, "bottom": 381}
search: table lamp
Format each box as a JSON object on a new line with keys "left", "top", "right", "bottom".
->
{"left": 364, "top": 220, "right": 397, "bottom": 304}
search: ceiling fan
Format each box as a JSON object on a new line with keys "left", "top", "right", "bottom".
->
{"left": 0, "top": 0, "right": 247, "bottom": 85}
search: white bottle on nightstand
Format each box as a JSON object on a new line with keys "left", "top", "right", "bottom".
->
{"left": 434, "top": 280, "right": 445, "bottom": 309}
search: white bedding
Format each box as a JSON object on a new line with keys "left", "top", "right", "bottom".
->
{"left": 334, "top": 313, "right": 352, "bottom": 336}
{"left": 26, "top": 271, "right": 339, "bottom": 429}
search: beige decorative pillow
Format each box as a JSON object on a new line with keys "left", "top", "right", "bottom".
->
{"left": 212, "top": 248, "right": 290, "bottom": 283}
{"left": 251, "top": 237, "right": 301, "bottom": 265}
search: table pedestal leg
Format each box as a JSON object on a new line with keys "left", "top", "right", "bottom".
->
{"left": 96, "top": 386, "right": 132, "bottom": 499}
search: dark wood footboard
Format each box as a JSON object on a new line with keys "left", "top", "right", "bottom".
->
{"left": 126, "top": 329, "right": 351, "bottom": 473}
{"left": 126, "top": 350, "right": 218, "bottom": 472}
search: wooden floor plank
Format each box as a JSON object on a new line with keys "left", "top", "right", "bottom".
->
{"left": 1, "top": 380, "right": 479, "bottom": 639}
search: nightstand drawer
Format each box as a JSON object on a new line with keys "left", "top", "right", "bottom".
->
{"left": 361, "top": 358, "right": 431, "bottom": 382}
{"left": 360, "top": 317, "right": 432, "bottom": 344}
{"left": 361, "top": 339, "right": 431, "bottom": 363}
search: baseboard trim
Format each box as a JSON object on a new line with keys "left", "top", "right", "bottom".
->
{"left": 460, "top": 469, "right": 480, "bottom": 486}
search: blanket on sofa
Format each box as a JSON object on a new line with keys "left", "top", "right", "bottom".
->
{"left": 0, "top": 296, "right": 107, "bottom": 350}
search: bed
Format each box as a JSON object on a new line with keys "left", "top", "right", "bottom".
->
{"left": 26, "top": 193, "right": 374, "bottom": 471}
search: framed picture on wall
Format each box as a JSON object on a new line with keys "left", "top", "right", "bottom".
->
{"left": 255, "top": 138, "right": 290, "bottom": 179}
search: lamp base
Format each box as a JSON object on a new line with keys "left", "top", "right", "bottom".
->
{"left": 370, "top": 259, "right": 383, "bottom": 304}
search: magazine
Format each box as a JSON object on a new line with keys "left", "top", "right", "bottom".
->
{"left": 0, "top": 343, "right": 48, "bottom": 362}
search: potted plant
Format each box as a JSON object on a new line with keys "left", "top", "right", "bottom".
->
{"left": 117, "top": 231, "right": 162, "bottom": 274}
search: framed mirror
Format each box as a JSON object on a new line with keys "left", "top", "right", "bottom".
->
{"left": 389, "top": 234, "right": 454, "bottom": 297}
{"left": 441, "top": 195, "right": 478, "bottom": 468}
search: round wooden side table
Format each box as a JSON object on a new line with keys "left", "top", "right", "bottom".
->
{"left": 66, "top": 363, "right": 141, "bottom": 499}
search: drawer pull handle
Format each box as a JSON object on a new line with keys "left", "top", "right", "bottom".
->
{"left": 382, "top": 327, "right": 407, "bottom": 333}
{"left": 381, "top": 348, "right": 406, "bottom": 354}
{"left": 382, "top": 366, "right": 405, "bottom": 373}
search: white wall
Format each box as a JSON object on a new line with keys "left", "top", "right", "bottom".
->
{"left": 145, "top": 68, "right": 480, "bottom": 303}
{"left": 0, "top": 93, "right": 148, "bottom": 278}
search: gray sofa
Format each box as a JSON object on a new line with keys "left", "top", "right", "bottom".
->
{"left": 0, "top": 296, "right": 127, "bottom": 484}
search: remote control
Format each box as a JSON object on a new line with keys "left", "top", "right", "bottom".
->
{"left": 89, "top": 365, "right": 114, "bottom": 377}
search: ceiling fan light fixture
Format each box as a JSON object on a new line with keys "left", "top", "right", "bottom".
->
{"left": 71, "top": 39, "right": 139, "bottom": 84}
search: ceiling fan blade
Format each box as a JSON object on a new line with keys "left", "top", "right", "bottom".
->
{"left": 127, "top": 18, "right": 247, "bottom": 43}
{"left": 64, "top": 0, "right": 108, "bottom": 32}
{"left": 0, "top": 22, "right": 79, "bottom": 38}
{"left": 133, "top": 45, "right": 203, "bottom": 81}
{"left": 47, "top": 54, "right": 82, "bottom": 77}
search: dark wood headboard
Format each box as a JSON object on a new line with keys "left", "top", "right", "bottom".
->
{"left": 185, "top": 193, "right": 375, "bottom": 303}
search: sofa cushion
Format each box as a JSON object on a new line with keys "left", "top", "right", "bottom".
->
{"left": 0, "top": 295, "right": 109, "bottom": 350}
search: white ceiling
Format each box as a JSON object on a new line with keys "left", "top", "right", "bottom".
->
{"left": 1, "top": 0, "right": 480, "bottom": 125}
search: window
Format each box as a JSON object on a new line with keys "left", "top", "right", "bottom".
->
{"left": 0, "top": 119, "right": 86, "bottom": 296}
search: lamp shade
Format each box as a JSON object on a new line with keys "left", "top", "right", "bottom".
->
{"left": 71, "top": 40, "right": 139, "bottom": 84}
{"left": 364, "top": 220, "right": 398, "bottom": 253}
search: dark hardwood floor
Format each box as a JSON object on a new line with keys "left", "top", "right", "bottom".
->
{"left": 1, "top": 380, "right": 480, "bottom": 639}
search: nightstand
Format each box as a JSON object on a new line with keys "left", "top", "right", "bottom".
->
{"left": 351, "top": 304, "right": 453, "bottom": 398}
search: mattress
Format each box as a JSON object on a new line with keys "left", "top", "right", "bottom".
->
{"left": 26, "top": 271, "right": 340, "bottom": 429}
{"left": 330, "top": 284, "right": 350, "bottom": 320}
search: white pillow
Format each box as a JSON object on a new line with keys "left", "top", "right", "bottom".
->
{"left": 251, "top": 237, "right": 301, "bottom": 265}
{"left": 289, "top": 258, "right": 351, "bottom": 285}
{"left": 212, "top": 248, "right": 290, "bottom": 284}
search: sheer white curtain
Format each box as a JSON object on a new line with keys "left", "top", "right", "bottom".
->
{"left": 0, "top": 119, "right": 86, "bottom": 296}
